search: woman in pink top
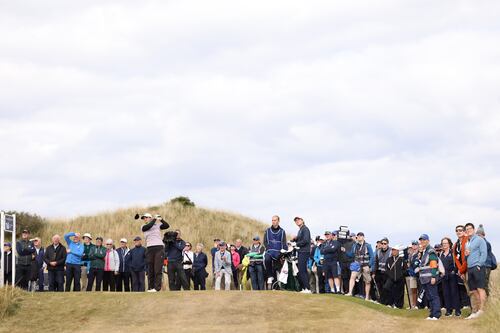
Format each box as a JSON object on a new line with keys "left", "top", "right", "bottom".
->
{"left": 230, "top": 244, "right": 241, "bottom": 290}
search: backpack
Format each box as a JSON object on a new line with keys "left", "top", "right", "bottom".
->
{"left": 491, "top": 252, "right": 497, "bottom": 271}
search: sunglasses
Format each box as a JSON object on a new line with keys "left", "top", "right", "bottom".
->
{"left": 456, "top": 229, "right": 463, "bottom": 232}
{"left": 106, "top": 243, "right": 112, "bottom": 245}
{"left": 381, "top": 242, "right": 388, "bottom": 245}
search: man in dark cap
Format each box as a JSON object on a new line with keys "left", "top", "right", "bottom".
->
{"left": 346, "top": 232, "right": 375, "bottom": 300}
{"left": 15, "top": 229, "right": 36, "bottom": 290}
{"left": 128, "top": 236, "right": 146, "bottom": 292}
{"left": 3, "top": 242, "right": 13, "bottom": 285}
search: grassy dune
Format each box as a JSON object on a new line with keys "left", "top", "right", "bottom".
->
{"left": 40, "top": 202, "right": 267, "bottom": 250}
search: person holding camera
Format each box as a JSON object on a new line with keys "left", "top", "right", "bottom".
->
{"left": 164, "top": 229, "right": 190, "bottom": 291}
{"left": 140, "top": 213, "right": 169, "bottom": 292}
{"left": 214, "top": 241, "right": 232, "bottom": 291}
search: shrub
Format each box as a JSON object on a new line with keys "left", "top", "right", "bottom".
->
{"left": 169, "top": 196, "right": 195, "bottom": 207}
{"left": 5, "top": 211, "right": 46, "bottom": 237}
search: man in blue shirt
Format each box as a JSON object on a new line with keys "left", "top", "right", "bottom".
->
{"left": 64, "top": 232, "right": 84, "bottom": 292}
{"left": 464, "top": 223, "right": 487, "bottom": 320}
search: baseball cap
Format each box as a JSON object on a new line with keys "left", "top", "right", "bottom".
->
{"left": 324, "top": 231, "right": 332, "bottom": 235}
{"left": 120, "top": 238, "right": 128, "bottom": 243}
{"left": 350, "top": 232, "right": 356, "bottom": 237}
{"left": 219, "top": 241, "right": 227, "bottom": 247}
{"left": 141, "top": 213, "right": 153, "bottom": 219}
{"left": 419, "top": 234, "right": 430, "bottom": 241}
{"left": 4, "top": 242, "right": 12, "bottom": 247}
{"left": 332, "top": 231, "right": 338, "bottom": 236}
{"left": 411, "top": 240, "right": 418, "bottom": 245}
{"left": 83, "top": 233, "right": 92, "bottom": 240}
{"left": 253, "top": 235, "right": 260, "bottom": 241}
{"left": 357, "top": 232, "right": 365, "bottom": 237}
{"left": 133, "top": 236, "right": 142, "bottom": 241}
{"left": 22, "top": 229, "right": 30, "bottom": 234}
{"left": 293, "top": 216, "right": 303, "bottom": 221}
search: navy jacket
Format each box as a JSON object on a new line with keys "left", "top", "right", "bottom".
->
{"left": 295, "top": 225, "right": 311, "bottom": 253}
{"left": 34, "top": 248, "right": 45, "bottom": 269}
{"left": 127, "top": 246, "right": 146, "bottom": 272}
{"left": 321, "top": 240, "right": 341, "bottom": 263}
{"left": 193, "top": 252, "right": 208, "bottom": 273}
{"left": 165, "top": 239, "right": 186, "bottom": 263}
{"left": 116, "top": 248, "right": 131, "bottom": 273}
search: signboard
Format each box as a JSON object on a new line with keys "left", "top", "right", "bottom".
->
{"left": 5, "top": 214, "right": 14, "bottom": 232}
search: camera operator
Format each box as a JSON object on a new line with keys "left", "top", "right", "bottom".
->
{"left": 140, "top": 213, "right": 169, "bottom": 292}
{"left": 163, "top": 229, "right": 190, "bottom": 291}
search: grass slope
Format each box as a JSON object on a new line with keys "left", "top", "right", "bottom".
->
{"left": 40, "top": 202, "right": 268, "bottom": 250}
{"left": 0, "top": 289, "right": 495, "bottom": 333}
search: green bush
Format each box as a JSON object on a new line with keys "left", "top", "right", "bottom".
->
{"left": 5, "top": 211, "right": 46, "bottom": 237}
{"left": 169, "top": 196, "right": 195, "bottom": 207}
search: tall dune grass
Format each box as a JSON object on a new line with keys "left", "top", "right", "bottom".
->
{"left": 40, "top": 202, "right": 268, "bottom": 250}
{"left": 0, "top": 286, "right": 24, "bottom": 319}
{"left": 477, "top": 270, "right": 500, "bottom": 331}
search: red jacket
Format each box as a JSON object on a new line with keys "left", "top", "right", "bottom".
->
{"left": 453, "top": 235, "right": 468, "bottom": 274}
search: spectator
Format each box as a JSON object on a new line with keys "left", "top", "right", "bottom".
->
{"left": 476, "top": 224, "right": 496, "bottom": 297}
{"left": 141, "top": 213, "right": 169, "bottom": 292}
{"left": 346, "top": 232, "right": 374, "bottom": 301}
{"left": 128, "top": 236, "right": 147, "bottom": 292}
{"left": 293, "top": 217, "right": 311, "bottom": 293}
{"left": 385, "top": 245, "right": 406, "bottom": 309}
{"left": 405, "top": 240, "right": 420, "bottom": 309}
{"left": 164, "top": 229, "right": 190, "bottom": 291}
{"left": 103, "top": 239, "right": 119, "bottom": 291}
{"left": 321, "top": 231, "right": 341, "bottom": 294}
{"left": 453, "top": 224, "right": 470, "bottom": 307}
{"left": 374, "top": 237, "right": 392, "bottom": 305}
{"left": 31, "top": 238, "right": 45, "bottom": 292}
{"left": 339, "top": 232, "right": 356, "bottom": 294}
{"left": 87, "top": 237, "right": 106, "bottom": 291}
{"left": 248, "top": 236, "right": 265, "bottom": 290}
{"left": 15, "top": 229, "right": 35, "bottom": 290}
{"left": 263, "top": 215, "right": 287, "bottom": 287}
{"left": 43, "top": 235, "right": 66, "bottom": 292}
{"left": 81, "top": 233, "right": 94, "bottom": 292}
{"left": 3, "top": 242, "right": 13, "bottom": 285}
{"left": 417, "top": 234, "right": 441, "bottom": 320}
{"left": 64, "top": 232, "right": 84, "bottom": 292}
{"left": 214, "top": 241, "right": 232, "bottom": 291}
{"left": 116, "top": 238, "right": 131, "bottom": 292}
{"left": 464, "top": 223, "right": 487, "bottom": 320}
{"left": 182, "top": 242, "right": 194, "bottom": 287}
{"left": 230, "top": 244, "right": 241, "bottom": 289}
{"left": 210, "top": 239, "right": 220, "bottom": 288}
{"left": 440, "top": 237, "right": 461, "bottom": 317}
{"left": 192, "top": 243, "right": 208, "bottom": 290}
{"left": 234, "top": 239, "right": 248, "bottom": 288}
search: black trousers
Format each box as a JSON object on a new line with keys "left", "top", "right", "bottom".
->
{"left": 48, "top": 270, "right": 65, "bottom": 291}
{"left": 146, "top": 246, "right": 164, "bottom": 291}
{"left": 387, "top": 279, "right": 405, "bottom": 308}
{"left": 103, "top": 271, "right": 116, "bottom": 291}
{"left": 131, "top": 271, "right": 146, "bottom": 291}
{"left": 316, "top": 266, "right": 326, "bottom": 293}
{"left": 167, "top": 261, "right": 190, "bottom": 290}
{"left": 297, "top": 252, "right": 310, "bottom": 290}
{"left": 375, "top": 271, "right": 389, "bottom": 304}
{"left": 65, "top": 264, "right": 81, "bottom": 292}
{"left": 87, "top": 268, "right": 104, "bottom": 291}
{"left": 115, "top": 271, "right": 131, "bottom": 292}
{"left": 15, "top": 264, "right": 31, "bottom": 290}
{"left": 193, "top": 270, "right": 207, "bottom": 290}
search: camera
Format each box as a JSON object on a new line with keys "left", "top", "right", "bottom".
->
{"left": 163, "top": 231, "right": 178, "bottom": 244}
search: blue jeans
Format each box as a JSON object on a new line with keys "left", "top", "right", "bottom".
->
{"left": 298, "top": 252, "right": 310, "bottom": 290}
{"left": 423, "top": 282, "right": 441, "bottom": 318}
{"left": 249, "top": 264, "right": 265, "bottom": 290}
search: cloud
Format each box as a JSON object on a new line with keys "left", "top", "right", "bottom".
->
{"left": 1, "top": 0, "right": 499, "bottom": 250}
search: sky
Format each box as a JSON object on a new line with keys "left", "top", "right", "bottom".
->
{"left": 1, "top": 0, "right": 499, "bottom": 251}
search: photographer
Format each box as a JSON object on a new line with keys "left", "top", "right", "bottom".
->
{"left": 163, "top": 229, "right": 190, "bottom": 291}
{"left": 140, "top": 213, "right": 169, "bottom": 292}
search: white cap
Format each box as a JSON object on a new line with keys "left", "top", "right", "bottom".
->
{"left": 120, "top": 238, "right": 128, "bottom": 243}
{"left": 141, "top": 213, "right": 153, "bottom": 219}
{"left": 392, "top": 244, "right": 404, "bottom": 251}
{"left": 83, "top": 233, "right": 92, "bottom": 240}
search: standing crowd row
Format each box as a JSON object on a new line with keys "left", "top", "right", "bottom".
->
{"left": 1, "top": 213, "right": 496, "bottom": 321}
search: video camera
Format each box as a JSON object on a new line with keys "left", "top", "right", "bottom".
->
{"left": 163, "top": 231, "right": 178, "bottom": 244}
{"left": 337, "top": 225, "right": 351, "bottom": 243}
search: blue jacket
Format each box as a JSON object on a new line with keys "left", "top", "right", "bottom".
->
{"left": 34, "top": 248, "right": 45, "bottom": 269}
{"left": 193, "top": 252, "right": 208, "bottom": 273}
{"left": 165, "top": 239, "right": 186, "bottom": 263}
{"left": 349, "top": 241, "right": 375, "bottom": 271}
{"left": 313, "top": 246, "right": 323, "bottom": 267}
{"left": 64, "top": 232, "right": 84, "bottom": 265}
{"left": 116, "top": 248, "right": 131, "bottom": 273}
{"left": 127, "top": 246, "right": 146, "bottom": 272}
{"left": 466, "top": 235, "right": 487, "bottom": 268}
